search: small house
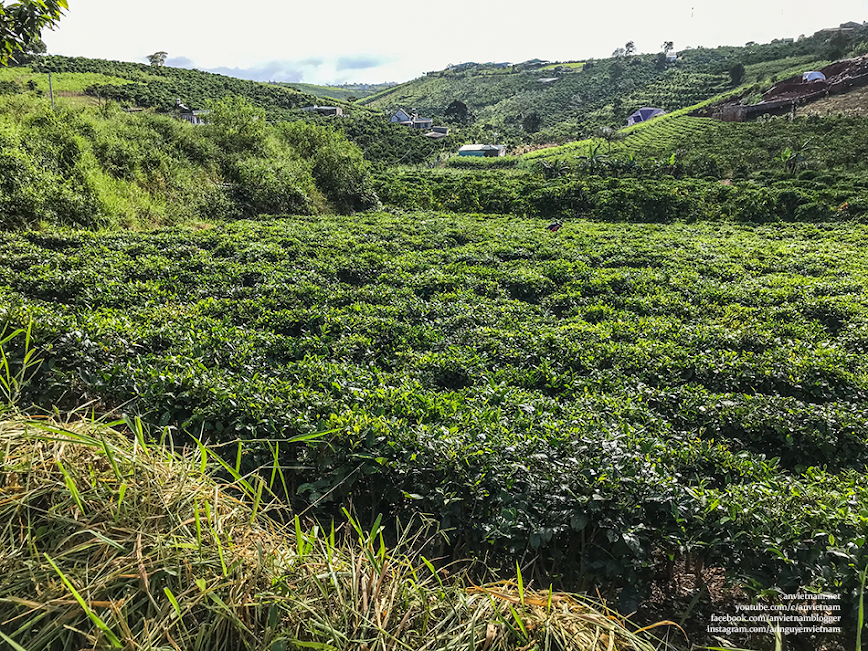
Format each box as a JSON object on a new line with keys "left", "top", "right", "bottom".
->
{"left": 176, "top": 100, "right": 209, "bottom": 125}
{"left": 458, "top": 144, "right": 506, "bottom": 157}
{"left": 390, "top": 109, "right": 433, "bottom": 130}
{"left": 424, "top": 126, "right": 450, "bottom": 139}
{"left": 627, "top": 107, "right": 666, "bottom": 126}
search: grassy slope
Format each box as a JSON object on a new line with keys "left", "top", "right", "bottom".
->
{"left": 14, "top": 55, "right": 321, "bottom": 117}
{"left": 0, "top": 66, "right": 134, "bottom": 91}
{"left": 0, "top": 93, "right": 377, "bottom": 230}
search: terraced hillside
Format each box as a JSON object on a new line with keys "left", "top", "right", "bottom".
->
{"left": 361, "top": 28, "right": 868, "bottom": 144}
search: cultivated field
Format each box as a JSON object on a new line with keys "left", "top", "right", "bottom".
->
{"left": 4, "top": 212, "right": 867, "bottom": 616}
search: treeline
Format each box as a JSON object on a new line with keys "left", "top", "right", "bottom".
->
{"left": 27, "top": 55, "right": 318, "bottom": 115}
{"left": 0, "top": 94, "right": 377, "bottom": 230}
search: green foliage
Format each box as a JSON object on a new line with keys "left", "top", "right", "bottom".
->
{"left": 146, "top": 51, "right": 167, "bottom": 68}
{"left": 4, "top": 215, "right": 868, "bottom": 616}
{"left": 277, "top": 121, "right": 378, "bottom": 212}
{"left": 373, "top": 168, "right": 866, "bottom": 222}
{"left": 0, "top": 94, "right": 377, "bottom": 229}
{"left": 27, "top": 54, "right": 318, "bottom": 117}
{"left": 0, "top": 0, "right": 66, "bottom": 64}
{"left": 206, "top": 94, "right": 269, "bottom": 155}
{"left": 729, "top": 62, "right": 746, "bottom": 86}
{"left": 444, "top": 99, "right": 471, "bottom": 125}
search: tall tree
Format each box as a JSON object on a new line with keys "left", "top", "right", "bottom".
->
{"left": 624, "top": 41, "right": 636, "bottom": 56}
{"left": 147, "top": 51, "right": 168, "bottom": 67}
{"left": 661, "top": 41, "right": 674, "bottom": 55}
{"left": 0, "top": 0, "right": 66, "bottom": 64}
{"left": 522, "top": 112, "right": 542, "bottom": 133}
{"left": 444, "top": 99, "right": 470, "bottom": 124}
{"left": 729, "top": 62, "right": 746, "bottom": 86}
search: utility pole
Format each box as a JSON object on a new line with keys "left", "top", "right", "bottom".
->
{"left": 48, "top": 71, "right": 54, "bottom": 109}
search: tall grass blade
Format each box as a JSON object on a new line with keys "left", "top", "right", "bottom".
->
{"left": 0, "top": 630, "right": 28, "bottom": 651}
{"left": 56, "top": 458, "right": 86, "bottom": 516}
{"left": 164, "top": 587, "right": 182, "bottom": 618}
{"left": 44, "top": 553, "right": 122, "bottom": 648}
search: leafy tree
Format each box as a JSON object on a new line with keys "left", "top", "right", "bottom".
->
{"left": 522, "top": 112, "right": 542, "bottom": 133}
{"left": 0, "top": 0, "right": 66, "bottom": 64}
{"left": 825, "top": 30, "right": 848, "bottom": 60}
{"left": 661, "top": 41, "right": 674, "bottom": 55}
{"left": 147, "top": 51, "right": 168, "bottom": 67}
{"left": 444, "top": 99, "right": 470, "bottom": 124}
{"left": 206, "top": 95, "right": 268, "bottom": 155}
{"left": 729, "top": 62, "right": 745, "bottom": 86}
{"left": 625, "top": 41, "right": 636, "bottom": 56}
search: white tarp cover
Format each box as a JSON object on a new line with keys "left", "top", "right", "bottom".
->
{"left": 802, "top": 71, "right": 827, "bottom": 82}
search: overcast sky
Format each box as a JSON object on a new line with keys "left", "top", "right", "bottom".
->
{"left": 41, "top": 1, "right": 868, "bottom": 85}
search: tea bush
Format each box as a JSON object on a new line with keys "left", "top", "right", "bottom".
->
{"left": 374, "top": 170, "right": 868, "bottom": 222}
{"left": 3, "top": 214, "right": 867, "bottom": 615}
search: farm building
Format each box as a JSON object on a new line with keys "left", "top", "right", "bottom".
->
{"left": 627, "top": 107, "right": 666, "bottom": 126}
{"left": 424, "top": 126, "right": 450, "bottom": 139}
{"left": 176, "top": 100, "right": 209, "bottom": 125}
{"left": 390, "top": 109, "right": 434, "bottom": 130}
{"left": 458, "top": 144, "right": 506, "bottom": 157}
{"left": 302, "top": 105, "right": 344, "bottom": 117}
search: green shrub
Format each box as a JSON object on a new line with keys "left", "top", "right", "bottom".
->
{"left": 229, "top": 155, "right": 317, "bottom": 216}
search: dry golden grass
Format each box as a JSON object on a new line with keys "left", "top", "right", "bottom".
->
{"left": 0, "top": 414, "right": 679, "bottom": 650}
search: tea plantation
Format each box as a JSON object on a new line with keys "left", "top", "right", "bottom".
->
{"left": 4, "top": 213, "right": 868, "bottom": 614}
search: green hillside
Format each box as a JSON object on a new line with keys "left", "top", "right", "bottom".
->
{"left": 0, "top": 93, "right": 377, "bottom": 230}
{"left": 360, "top": 27, "right": 868, "bottom": 144}
{"left": 0, "top": 56, "right": 469, "bottom": 165}
{"left": 8, "top": 55, "right": 320, "bottom": 117}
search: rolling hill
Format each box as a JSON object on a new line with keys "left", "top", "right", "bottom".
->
{"left": 360, "top": 27, "right": 868, "bottom": 143}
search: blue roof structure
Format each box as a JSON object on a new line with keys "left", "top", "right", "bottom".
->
{"left": 627, "top": 107, "right": 666, "bottom": 126}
